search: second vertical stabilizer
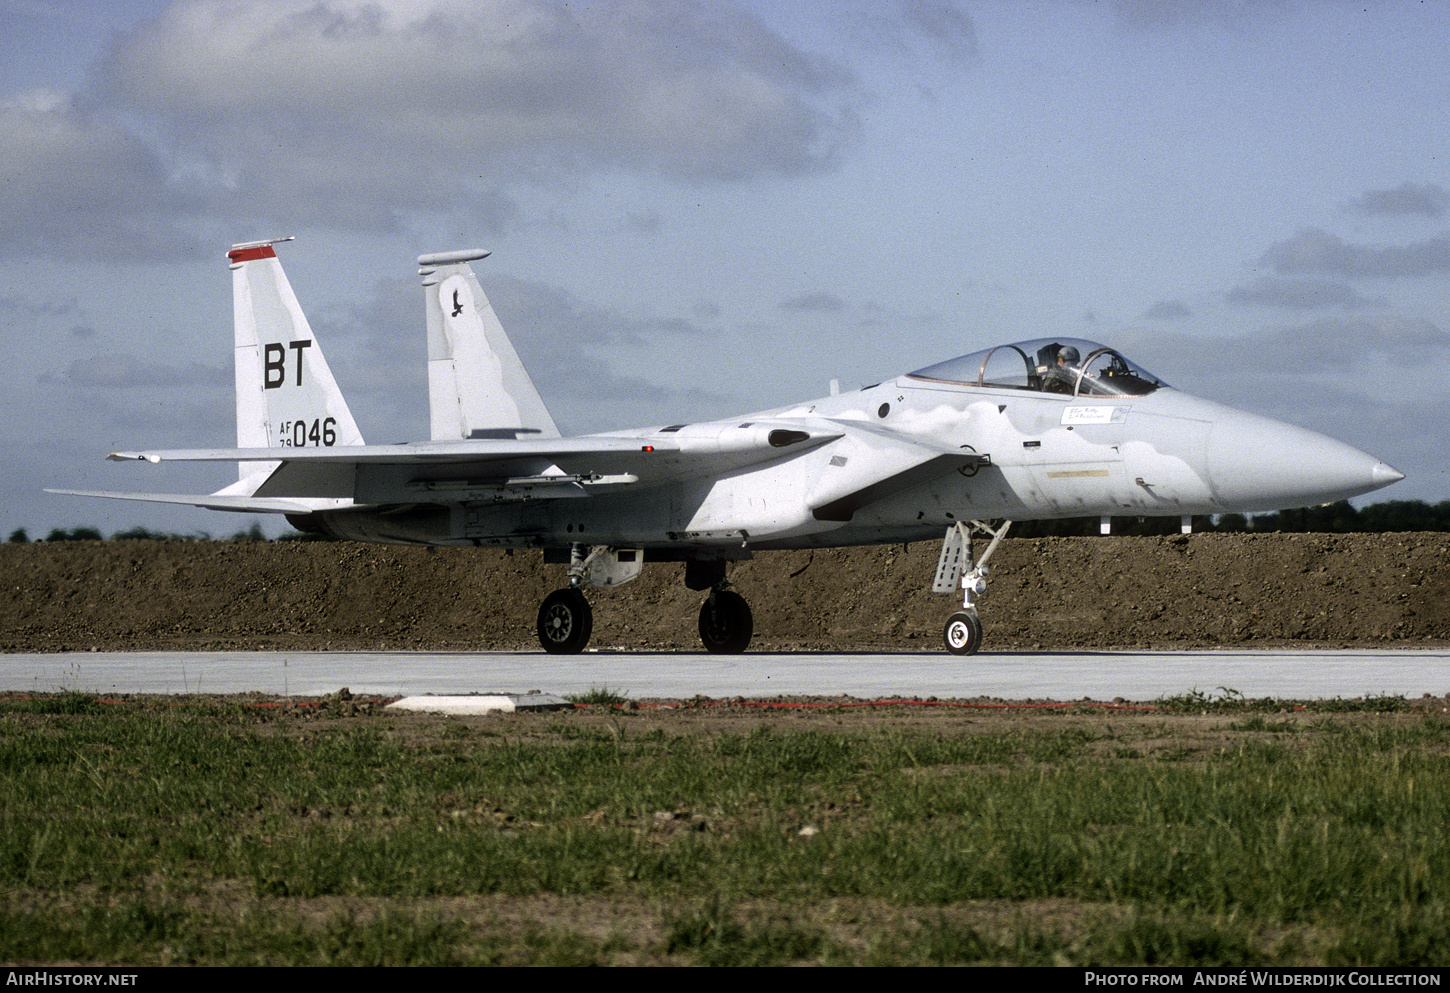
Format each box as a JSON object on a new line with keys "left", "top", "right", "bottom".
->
{"left": 419, "top": 249, "right": 561, "bottom": 441}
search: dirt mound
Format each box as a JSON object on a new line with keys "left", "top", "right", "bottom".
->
{"left": 4, "top": 533, "right": 1449, "bottom": 653}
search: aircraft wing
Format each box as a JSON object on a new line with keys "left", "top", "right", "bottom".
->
{"left": 94, "top": 425, "right": 846, "bottom": 508}
{"left": 808, "top": 418, "right": 991, "bottom": 522}
{"left": 68, "top": 419, "right": 988, "bottom": 521}
{"left": 106, "top": 436, "right": 676, "bottom": 470}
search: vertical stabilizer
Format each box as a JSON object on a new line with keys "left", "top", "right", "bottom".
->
{"left": 229, "top": 238, "right": 364, "bottom": 481}
{"left": 418, "top": 249, "right": 560, "bottom": 441}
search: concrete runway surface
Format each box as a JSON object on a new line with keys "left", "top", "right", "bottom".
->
{"left": 3, "top": 649, "right": 1448, "bottom": 702}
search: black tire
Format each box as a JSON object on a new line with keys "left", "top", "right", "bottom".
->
{"left": 943, "top": 611, "right": 982, "bottom": 655}
{"left": 537, "top": 588, "right": 592, "bottom": 654}
{"left": 698, "top": 590, "right": 753, "bottom": 654}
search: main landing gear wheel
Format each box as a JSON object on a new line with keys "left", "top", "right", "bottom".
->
{"left": 537, "top": 588, "right": 593, "bottom": 654}
{"left": 698, "top": 589, "right": 753, "bottom": 654}
{"left": 943, "top": 611, "right": 983, "bottom": 656}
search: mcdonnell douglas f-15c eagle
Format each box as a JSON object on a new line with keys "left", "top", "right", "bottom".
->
{"left": 53, "top": 238, "right": 1404, "bottom": 655}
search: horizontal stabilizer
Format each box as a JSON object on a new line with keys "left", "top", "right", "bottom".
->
{"left": 45, "top": 488, "right": 322, "bottom": 515}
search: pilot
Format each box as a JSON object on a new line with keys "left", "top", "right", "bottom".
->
{"left": 1041, "top": 345, "right": 1080, "bottom": 394}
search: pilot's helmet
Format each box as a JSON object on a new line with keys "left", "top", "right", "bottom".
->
{"left": 1058, "top": 345, "right": 1080, "bottom": 365}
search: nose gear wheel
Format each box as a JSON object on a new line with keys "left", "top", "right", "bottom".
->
{"left": 943, "top": 611, "right": 983, "bottom": 656}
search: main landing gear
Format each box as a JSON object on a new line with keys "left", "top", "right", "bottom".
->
{"left": 686, "top": 557, "right": 752, "bottom": 654}
{"left": 932, "top": 519, "right": 1012, "bottom": 655}
{"left": 535, "top": 546, "right": 753, "bottom": 655}
{"left": 698, "top": 588, "right": 753, "bottom": 654}
{"left": 537, "top": 587, "right": 592, "bottom": 654}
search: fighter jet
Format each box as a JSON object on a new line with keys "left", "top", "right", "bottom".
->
{"left": 53, "top": 238, "right": 1404, "bottom": 655}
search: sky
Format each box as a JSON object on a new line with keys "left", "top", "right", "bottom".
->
{"left": 3, "top": 0, "right": 1448, "bottom": 539}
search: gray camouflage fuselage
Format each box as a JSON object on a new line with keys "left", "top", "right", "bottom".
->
{"left": 306, "top": 370, "right": 1398, "bottom": 551}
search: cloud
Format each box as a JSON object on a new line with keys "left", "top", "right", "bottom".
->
{"left": 618, "top": 211, "right": 664, "bottom": 235}
{"left": 485, "top": 275, "right": 706, "bottom": 352}
{"left": 480, "top": 274, "right": 725, "bottom": 430}
{"left": 0, "top": 91, "right": 203, "bottom": 259}
{"left": 1143, "top": 299, "right": 1191, "bottom": 320}
{"left": 1131, "top": 315, "right": 1444, "bottom": 381}
{"left": 1346, "top": 182, "right": 1448, "bottom": 218}
{"left": 780, "top": 292, "right": 846, "bottom": 313}
{"left": 48, "top": 354, "right": 228, "bottom": 389}
{"left": 85, "top": 0, "right": 856, "bottom": 234}
{"left": 0, "top": 292, "right": 82, "bottom": 318}
{"left": 1255, "top": 316, "right": 1445, "bottom": 370}
{"left": 895, "top": 0, "right": 978, "bottom": 59}
{"left": 1259, "top": 228, "right": 1450, "bottom": 279}
{"left": 1113, "top": 0, "right": 1290, "bottom": 30}
{"left": 847, "top": 1, "right": 976, "bottom": 81}
{"left": 1226, "top": 276, "right": 1386, "bottom": 310}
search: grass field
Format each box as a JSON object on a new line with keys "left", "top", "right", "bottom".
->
{"left": 2, "top": 690, "right": 1448, "bottom": 965}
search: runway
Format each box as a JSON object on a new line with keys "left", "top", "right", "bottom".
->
{"left": 3, "top": 648, "right": 1448, "bottom": 702}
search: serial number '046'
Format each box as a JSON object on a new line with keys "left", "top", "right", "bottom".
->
{"left": 279, "top": 417, "right": 337, "bottom": 447}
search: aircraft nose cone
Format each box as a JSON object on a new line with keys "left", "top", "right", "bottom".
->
{"left": 1372, "top": 461, "right": 1406, "bottom": 487}
{"left": 1206, "top": 412, "right": 1403, "bottom": 511}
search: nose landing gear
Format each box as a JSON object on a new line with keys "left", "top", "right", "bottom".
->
{"left": 933, "top": 519, "right": 1012, "bottom": 655}
{"left": 943, "top": 610, "right": 983, "bottom": 656}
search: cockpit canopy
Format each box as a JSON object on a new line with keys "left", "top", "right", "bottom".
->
{"left": 907, "top": 338, "right": 1168, "bottom": 398}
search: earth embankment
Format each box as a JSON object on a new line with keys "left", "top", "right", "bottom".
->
{"left": 4, "top": 533, "right": 1448, "bottom": 652}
